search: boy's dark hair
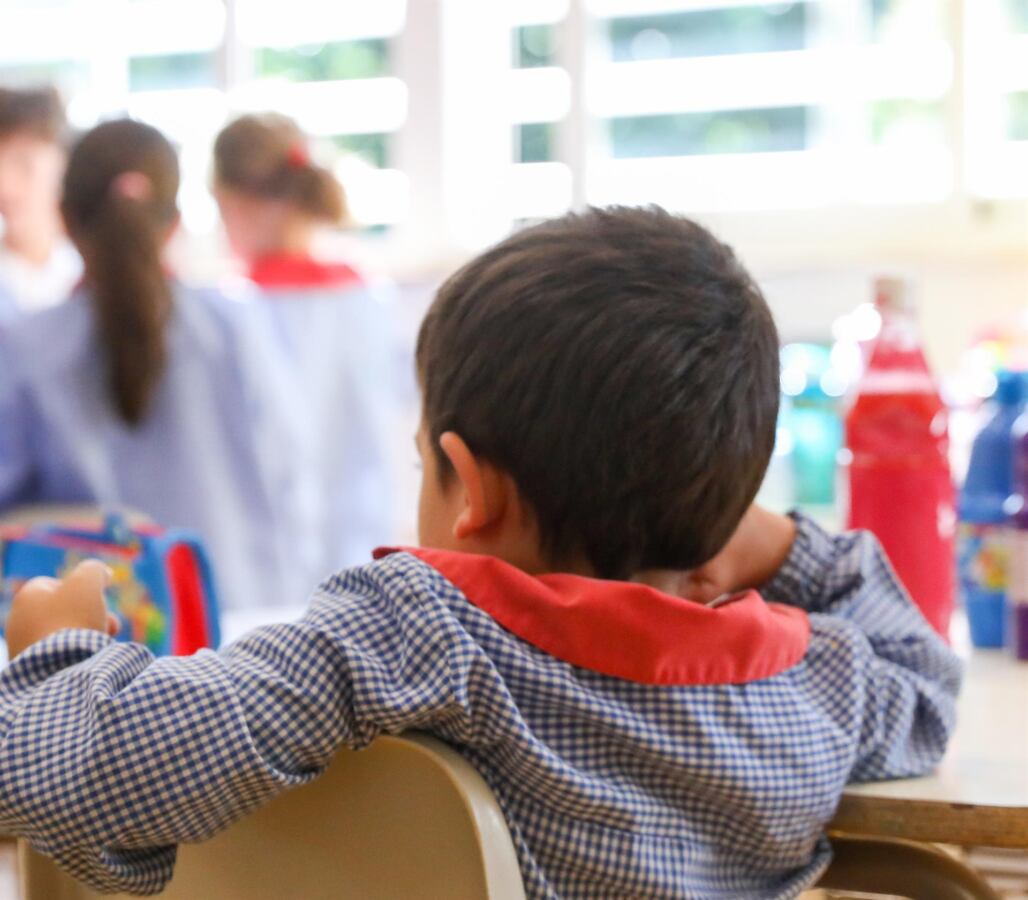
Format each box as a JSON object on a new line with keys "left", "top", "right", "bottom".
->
{"left": 0, "top": 86, "right": 66, "bottom": 143}
{"left": 417, "top": 206, "right": 780, "bottom": 579}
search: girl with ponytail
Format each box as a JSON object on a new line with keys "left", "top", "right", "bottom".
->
{"left": 0, "top": 118, "right": 315, "bottom": 610}
{"left": 60, "top": 119, "right": 177, "bottom": 426}
{"left": 213, "top": 113, "right": 395, "bottom": 578}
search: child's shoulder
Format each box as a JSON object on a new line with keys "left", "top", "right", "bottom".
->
{"left": 0, "top": 292, "right": 90, "bottom": 378}
{"left": 294, "top": 551, "right": 497, "bottom": 674}
{"left": 314, "top": 550, "right": 472, "bottom": 622}
{"left": 168, "top": 280, "right": 283, "bottom": 355}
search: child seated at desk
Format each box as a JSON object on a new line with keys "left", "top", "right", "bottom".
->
{"left": 0, "top": 207, "right": 960, "bottom": 899}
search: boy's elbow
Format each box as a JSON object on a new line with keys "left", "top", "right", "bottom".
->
{"left": 859, "top": 686, "right": 960, "bottom": 783}
{"left": 914, "top": 639, "right": 963, "bottom": 767}
{"left": 912, "top": 686, "right": 959, "bottom": 775}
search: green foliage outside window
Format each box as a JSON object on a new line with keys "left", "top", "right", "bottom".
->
{"left": 255, "top": 39, "right": 388, "bottom": 83}
{"left": 129, "top": 52, "right": 218, "bottom": 91}
{"left": 330, "top": 132, "right": 389, "bottom": 168}
{"left": 610, "top": 107, "right": 809, "bottom": 158}
{"left": 514, "top": 24, "right": 557, "bottom": 68}
{"left": 515, "top": 122, "right": 555, "bottom": 163}
{"left": 608, "top": 4, "right": 807, "bottom": 62}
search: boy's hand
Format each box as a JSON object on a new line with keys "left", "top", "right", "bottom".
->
{"left": 635, "top": 506, "right": 796, "bottom": 604}
{"left": 6, "top": 561, "right": 120, "bottom": 659}
{"left": 678, "top": 506, "right": 796, "bottom": 603}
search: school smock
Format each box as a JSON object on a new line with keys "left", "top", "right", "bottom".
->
{"left": 0, "top": 514, "right": 960, "bottom": 898}
{"left": 0, "top": 280, "right": 16, "bottom": 330}
{"left": 249, "top": 253, "right": 396, "bottom": 580}
{"left": 0, "top": 239, "right": 81, "bottom": 315}
{"left": 0, "top": 281, "right": 317, "bottom": 610}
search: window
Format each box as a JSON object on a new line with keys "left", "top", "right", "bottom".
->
{"left": 0, "top": 59, "right": 90, "bottom": 96}
{"left": 0, "top": 0, "right": 1024, "bottom": 265}
{"left": 964, "top": 0, "right": 1028, "bottom": 196}
{"left": 330, "top": 133, "right": 390, "bottom": 170}
{"left": 514, "top": 24, "right": 558, "bottom": 68}
{"left": 234, "top": 0, "right": 408, "bottom": 227}
{"left": 1010, "top": 91, "right": 1028, "bottom": 140}
{"left": 501, "top": 3, "right": 573, "bottom": 222}
{"left": 610, "top": 107, "right": 810, "bottom": 158}
{"left": 582, "top": 0, "right": 955, "bottom": 210}
{"left": 0, "top": 0, "right": 407, "bottom": 235}
{"left": 515, "top": 121, "right": 556, "bottom": 163}
{"left": 128, "top": 52, "right": 219, "bottom": 92}
{"left": 607, "top": 5, "right": 809, "bottom": 61}
{"left": 254, "top": 39, "right": 390, "bottom": 83}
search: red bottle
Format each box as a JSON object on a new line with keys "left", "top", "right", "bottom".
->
{"left": 843, "top": 278, "right": 955, "bottom": 636}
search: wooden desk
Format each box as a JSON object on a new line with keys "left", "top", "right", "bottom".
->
{"left": 832, "top": 650, "right": 1028, "bottom": 848}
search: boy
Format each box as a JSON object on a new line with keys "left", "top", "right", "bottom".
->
{"left": 0, "top": 86, "right": 80, "bottom": 323}
{"left": 2, "top": 207, "right": 959, "bottom": 899}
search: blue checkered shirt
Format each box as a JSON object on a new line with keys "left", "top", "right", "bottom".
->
{"left": 0, "top": 514, "right": 960, "bottom": 898}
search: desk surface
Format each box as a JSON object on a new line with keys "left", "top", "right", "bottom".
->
{"left": 833, "top": 650, "right": 1028, "bottom": 847}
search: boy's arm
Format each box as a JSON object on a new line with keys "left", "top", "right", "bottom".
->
{"left": 668, "top": 505, "right": 796, "bottom": 604}
{"left": 0, "top": 558, "right": 479, "bottom": 895}
{"left": 761, "top": 512, "right": 963, "bottom": 782}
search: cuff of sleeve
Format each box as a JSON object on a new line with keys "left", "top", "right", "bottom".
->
{"left": 2, "top": 629, "right": 114, "bottom": 692}
{"left": 760, "top": 511, "right": 841, "bottom": 609}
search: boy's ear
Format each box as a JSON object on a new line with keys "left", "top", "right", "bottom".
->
{"left": 439, "top": 432, "right": 508, "bottom": 540}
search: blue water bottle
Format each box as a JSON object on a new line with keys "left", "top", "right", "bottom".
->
{"left": 958, "top": 371, "right": 1026, "bottom": 647}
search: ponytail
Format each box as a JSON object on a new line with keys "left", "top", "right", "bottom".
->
{"left": 61, "top": 119, "right": 179, "bottom": 426}
{"left": 214, "top": 113, "right": 349, "bottom": 225}
{"left": 83, "top": 196, "right": 172, "bottom": 425}
{"left": 291, "top": 163, "right": 346, "bottom": 224}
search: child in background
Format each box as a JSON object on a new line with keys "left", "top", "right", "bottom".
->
{"left": 0, "top": 86, "right": 80, "bottom": 323}
{"left": 1, "top": 207, "right": 959, "bottom": 899}
{"left": 213, "top": 113, "right": 395, "bottom": 578}
{"left": 0, "top": 118, "right": 315, "bottom": 610}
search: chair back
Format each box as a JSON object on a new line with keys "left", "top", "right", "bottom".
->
{"left": 20, "top": 734, "right": 527, "bottom": 900}
{"left": 817, "top": 833, "right": 1002, "bottom": 900}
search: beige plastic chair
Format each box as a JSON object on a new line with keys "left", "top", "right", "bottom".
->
{"left": 18, "top": 734, "right": 1004, "bottom": 900}
{"left": 19, "top": 734, "right": 527, "bottom": 900}
{"left": 816, "top": 833, "right": 1002, "bottom": 900}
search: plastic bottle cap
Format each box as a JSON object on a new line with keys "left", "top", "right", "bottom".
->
{"left": 994, "top": 370, "right": 1028, "bottom": 407}
{"left": 874, "top": 276, "right": 916, "bottom": 314}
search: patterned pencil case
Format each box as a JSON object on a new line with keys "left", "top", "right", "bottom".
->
{"left": 0, "top": 512, "right": 220, "bottom": 656}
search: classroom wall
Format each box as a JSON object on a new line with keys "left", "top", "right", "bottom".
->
{"left": 758, "top": 261, "right": 1028, "bottom": 374}
{"left": 701, "top": 198, "right": 1028, "bottom": 374}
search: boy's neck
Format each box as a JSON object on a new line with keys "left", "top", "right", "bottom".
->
{"left": 440, "top": 532, "right": 596, "bottom": 580}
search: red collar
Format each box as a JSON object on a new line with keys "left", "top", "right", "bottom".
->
{"left": 249, "top": 253, "right": 364, "bottom": 291}
{"left": 375, "top": 547, "right": 810, "bottom": 686}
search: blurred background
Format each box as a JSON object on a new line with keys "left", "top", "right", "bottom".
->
{"left": 2, "top": 0, "right": 1028, "bottom": 558}
{"left": 4, "top": 4, "right": 1028, "bottom": 893}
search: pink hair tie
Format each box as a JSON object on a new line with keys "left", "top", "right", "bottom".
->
{"left": 111, "top": 171, "right": 153, "bottom": 202}
{"left": 285, "top": 141, "right": 310, "bottom": 169}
